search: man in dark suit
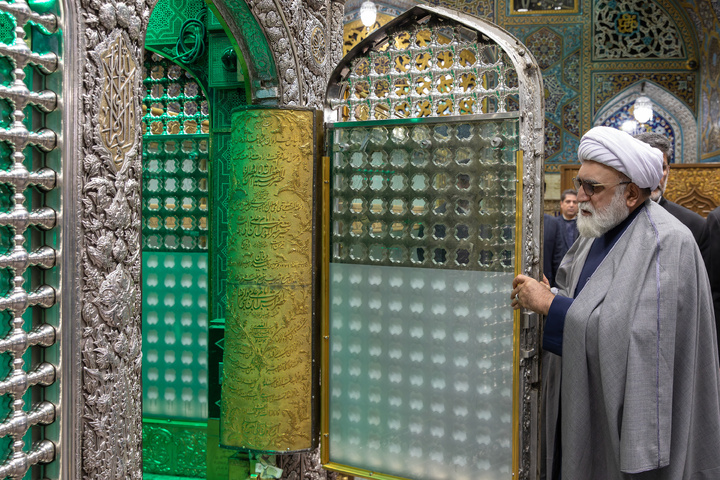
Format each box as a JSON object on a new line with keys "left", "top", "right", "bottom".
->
{"left": 550, "top": 189, "right": 578, "bottom": 287}
{"left": 543, "top": 213, "right": 559, "bottom": 288}
{"left": 702, "top": 207, "right": 720, "bottom": 352}
{"left": 635, "top": 132, "right": 705, "bottom": 245}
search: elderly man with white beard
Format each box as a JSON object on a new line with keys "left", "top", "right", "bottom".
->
{"left": 512, "top": 126, "right": 720, "bottom": 480}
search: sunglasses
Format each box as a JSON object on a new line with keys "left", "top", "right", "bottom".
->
{"left": 572, "top": 177, "right": 631, "bottom": 197}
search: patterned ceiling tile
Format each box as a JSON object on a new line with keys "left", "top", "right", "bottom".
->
{"left": 424, "top": 0, "right": 495, "bottom": 20}
{"left": 562, "top": 50, "right": 580, "bottom": 92}
{"left": 562, "top": 98, "right": 580, "bottom": 137}
{"left": 544, "top": 65, "right": 576, "bottom": 123}
{"left": 710, "top": 36, "right": 720, "bottom": 84}
{"left": 525, "top": 27, "right": 563, "bottom": 69}
{"left": 593, "top": 0, "right": 685, "bottom": 59}
{"left": 544, "top": 120, "right": 563, "bottom": 160}
{"left": 706, "top": 88, "right": 720, "bottom": 154}
{"left": 593, "top": 72, "right": 696, "bottom": 116}
{"left": 505, "top": 24, "right": 582, "bottom": 57}
{"left": 556, "top": 132, "right": 581, "bottom": 165}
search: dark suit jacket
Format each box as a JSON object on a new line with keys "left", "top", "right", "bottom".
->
{"left": 658, "top": 196, "right": 706, "bottom": 246}
{"left": 551, "top": 217, "right": 578, "bottom": 286}
{"left": 702, "top": 207, "right": 720, "bottom": 352}
{"left": 543, "top": 214, "right": 559, "bottom": 287}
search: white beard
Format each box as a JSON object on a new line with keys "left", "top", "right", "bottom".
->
{"left": 577, "top": 188, "right": 630, "bottom": 238}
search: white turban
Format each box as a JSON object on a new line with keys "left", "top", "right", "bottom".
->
{"left": 577, "top": 126, "right": 664, "bottom": 190}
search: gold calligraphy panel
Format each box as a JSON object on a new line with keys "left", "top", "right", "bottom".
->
{"left": 98, "top": 32, "right": 139, "bottom": 172}
{"left": 221, "top": 108, "right": 317, "bottom": 451}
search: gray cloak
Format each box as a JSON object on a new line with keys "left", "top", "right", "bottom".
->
{"left": 552, "top": 200, "right": 720, "bottom": 480}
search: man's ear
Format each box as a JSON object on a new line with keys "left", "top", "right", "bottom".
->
{"left": 625, "top": 183, "right": 644, "bottom": 208}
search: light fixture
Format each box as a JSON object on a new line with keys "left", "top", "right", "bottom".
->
{"left": 633, "top": 96, "right": 653, "bottom": 124}
{"left": 620, "top": 120, "right": 637, "bottom": 133}
{"left": 360, "top": 0, "right": 377, "bottom": 28}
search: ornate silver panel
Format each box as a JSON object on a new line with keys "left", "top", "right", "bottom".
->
{"left": 64, "top": 0, "right": 149, "bottom": 473}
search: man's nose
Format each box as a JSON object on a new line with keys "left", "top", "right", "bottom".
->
{"left": 576, "top": 188, "right": 590, "bottom": 202}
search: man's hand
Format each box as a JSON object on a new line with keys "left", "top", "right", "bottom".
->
{"left": 511, "top": 274, "right": 555, "bottom": 315}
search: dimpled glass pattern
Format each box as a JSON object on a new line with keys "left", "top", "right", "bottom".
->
{"left": 328, "top": 118, "right": 518, "bottom": 479}
{"left": 142, "top": 252, "right": 209, "bottom": 420}
{"left": 329, "top": 265, "right": 513, "bottom": 479}
{"left": 331, "top": 120, "right": 517, "bottom": 271}
{"left": 330, "top": 21, "right": 519, "bottom": 122}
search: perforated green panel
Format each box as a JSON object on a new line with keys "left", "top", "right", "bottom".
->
{"left": 143, "top": 53, "right": 210, "bottom": 136}
{"left": 141, "top": 54, "right": 209, "bottom": 424}
{"left": 146, "top": 0, "right": 206, "bottom": 46}
{"left": 208, "top": 32, "right": 243, "bottom": 89}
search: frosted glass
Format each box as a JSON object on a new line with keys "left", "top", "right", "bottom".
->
{"left": 328, "top": 264, "right": 514, "bottom": 479}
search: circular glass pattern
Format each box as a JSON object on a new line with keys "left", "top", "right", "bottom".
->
{"left": 432, "top": 173, "right": 450, "bottom": 191}
{"left": 369, "top": 198, "right": 385, "bottom": 215}
{"left": 410, "top": 198, "right": 427, "bottom": 215}
{"left": 350, "top": 152, "right": 366, "bottom": 168}
{"left": 432, "top": 198, "right": 448, "bottom": 215}
{"left": 349, "top": 243, "right": 368, "bottom": 261}
{"left": 369, "top": 174, "right": 385, "bottom": 191}
{"left": 456, "top": 199, "right": 472, "bottom": 216}
{"left": 370, "top": 151, "right": 387, "bottom": 167}
{"left": 389, "top": 245, "right": 406, "bottom": 263}
{"left": 389, "top": 174, "right": 407, "bottom": 191}
{"left": 391, "top": 127, "right": 409, "bottom": 145}
{"left": 350, "top": 221, "right": 364, "bottom": 236}
{"left": 455, "top": 224, "right": 470, "bottom": 240}
{"left": 350, "top": 198, "right": 364, "bottom": 213}
{"left": 433, "top": 148, "right": 453, "bottom": 167}
{"left": 390, "top": 149, "right": 409, "bottom": 167}
{"left": 369, "top": 221, "right": 386, "bottom": 238}
{"left": 409, "top": 222, "right": 425, "bottom": 239}
{"left": 389, "top": 222, "right": 404, "bottom": 239}
{"left": 390, "top": 198, "right": 406, "bottom": 215}
{"left": 167, "top": 83, "right": 181, "bottom": 97}
{"left": 456, "top": 249, "right": 470, "bottom": 266}
{"left": 350, "top": 174, "right": 366, "bottom": 191}
{"left": 370, "top": 127, "right": 388, "bottom": 145}
{"left": 411, "top": 126, "right": 432, "bottom": 146}
{"left": 411, "top": 173, "right": 429, "bottom": 191}
{"left": 456, "top": 173, "right": 471, "bottom": 190}
{"left": 411, "top": 150, "right": 430, "bottom": 167}
{"left": 369, "top": 244, "right": 386, "bottom": 262}
{"left": 455, "top": 147, "right": 473, "bottom": 165}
